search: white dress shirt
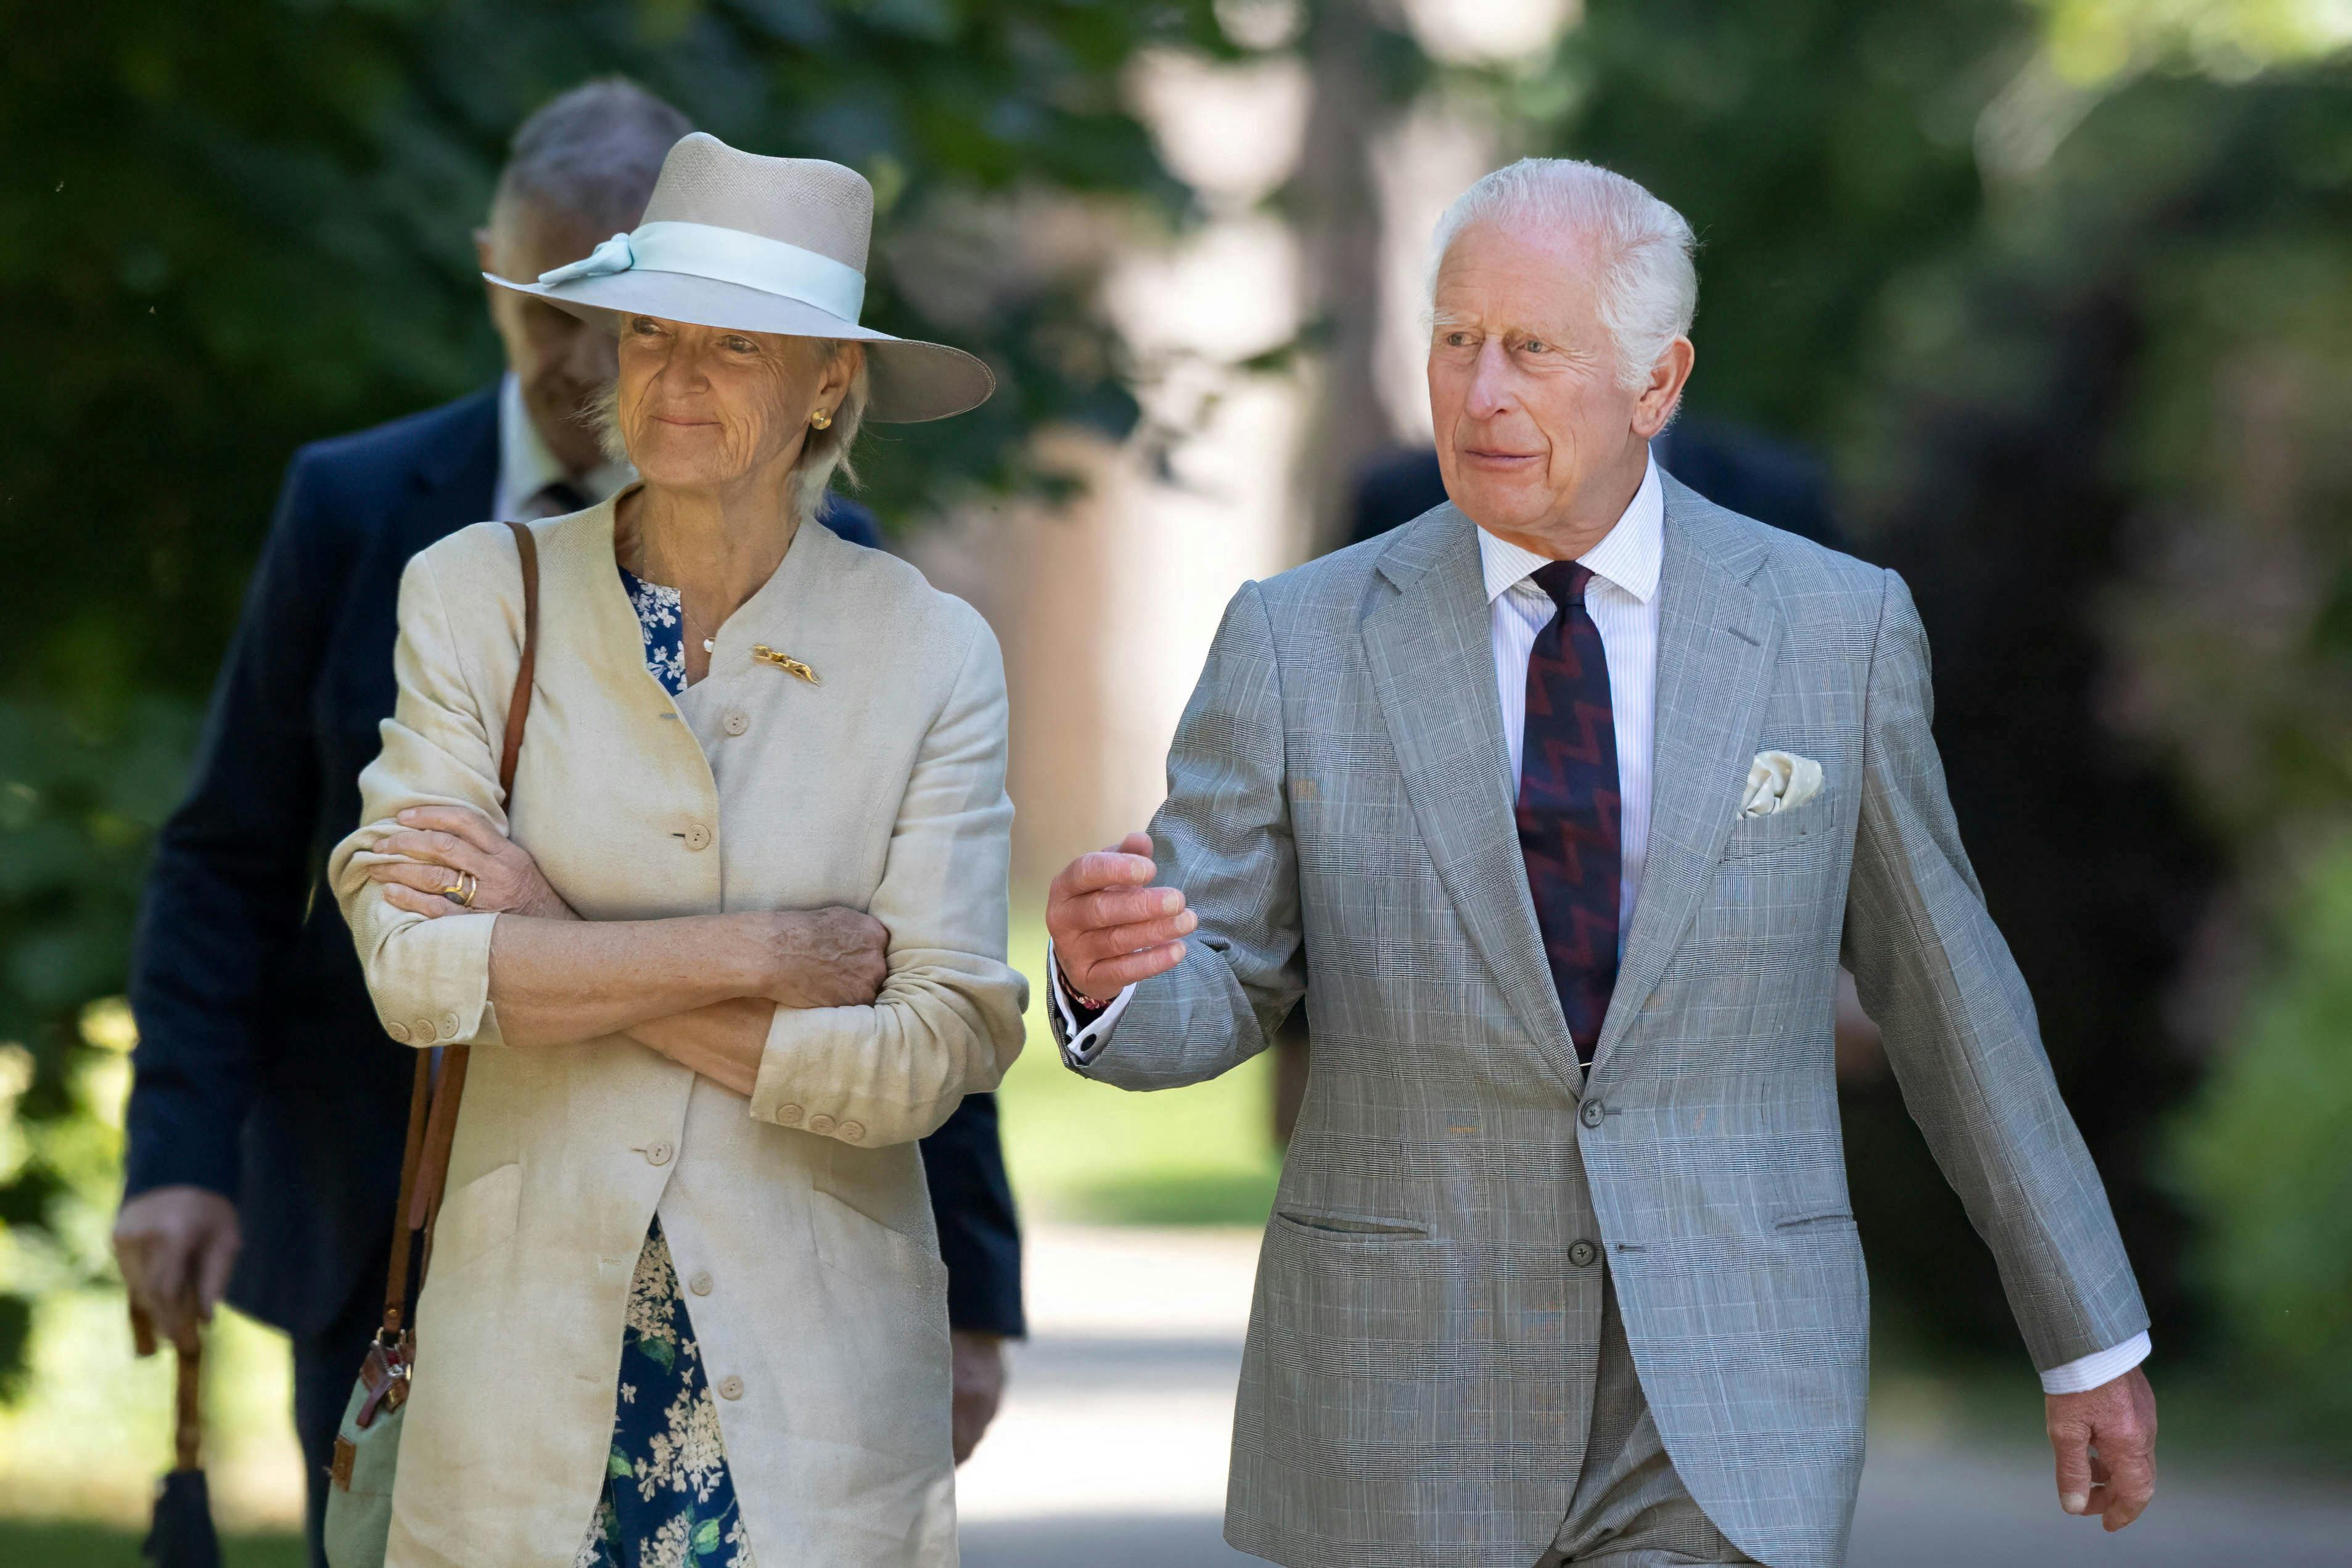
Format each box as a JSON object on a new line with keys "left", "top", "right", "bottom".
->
{"left": 1050, "top": 451, "right": 2147, "bottom": 1395}
{"left": 491, "top": 371, "right": 634, "bottom": 522}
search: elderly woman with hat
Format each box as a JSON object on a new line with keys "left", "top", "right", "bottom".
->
{"left": 327, "top": 133, "right": 1025, "bottom": 1568}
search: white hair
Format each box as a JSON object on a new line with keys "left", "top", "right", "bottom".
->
{"left": 1427, "top": 158, "right": 1698, "bottom": 392}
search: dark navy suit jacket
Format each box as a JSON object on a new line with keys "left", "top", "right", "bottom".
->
{"left": 123, "top": 385, "right": 1026, "bottom": 1341}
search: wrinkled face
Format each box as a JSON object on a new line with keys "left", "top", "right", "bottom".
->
{"left": 613, "top": 315, "right": 855, "bottom": 493}
{"left": 1426, "top": 220, "right": 1684, "bottom": 544}
{"left": 479, "top": 201, "right": 622, "bottom": 476}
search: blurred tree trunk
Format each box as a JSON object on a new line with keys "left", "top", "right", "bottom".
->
{"left": 1292, "top": 0, "right": 1407, "bottom": 559}
{"left": 1272, "top": 0, "right": 1413, "bottom": 1143}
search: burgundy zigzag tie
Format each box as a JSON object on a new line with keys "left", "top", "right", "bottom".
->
{"left": 1515, "top": 560, "right": 1621, "bottom": 1066}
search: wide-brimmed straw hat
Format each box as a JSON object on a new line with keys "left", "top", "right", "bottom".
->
{"left": 485, "top": 132, "right": 992, "bottom": 422}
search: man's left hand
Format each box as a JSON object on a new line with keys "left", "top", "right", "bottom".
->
{"left": 951, "top": 1329, "right": 1007, "bottom": 1464}
{"left": 2046, "top": 1365, "right": 2157, "bottom": 1530}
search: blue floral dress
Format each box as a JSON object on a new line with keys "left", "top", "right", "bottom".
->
{"left": 574, "top": 567, "right": 752, "bottom": 1568}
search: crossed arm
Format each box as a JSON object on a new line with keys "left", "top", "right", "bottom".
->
{"left": 361, "top": 803, "right": 882, "bottom": 1094}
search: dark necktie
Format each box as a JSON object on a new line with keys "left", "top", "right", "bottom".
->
{"left": 1515, "top": 561, "right": 1621, "bottom": 1065}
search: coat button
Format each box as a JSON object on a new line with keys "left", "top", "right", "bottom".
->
{"left": 644, "top": 1142, "right": 673, "bottom": 1167}
{"left": 1568, "top": 1240, "right": 1598, "bottom": 1268}
{"left": 1581, "top": 1099, "right": 1605, "bottom": 1129}
{"left": 689, "top": 1271, "right": 712, "bottom": 1297}
{"left": 716, "top": 1375, "right": 744, "bottom": 1401}
{"left": 836, "top": 1121, "right": 865, "bottom": 1144}
{"left": 806, "top": 1114, "right": 836, "bottom": 1136}
{"left": 683, "top": 821, "right": 713, "bottom": 852}
{"left": 440, "top": 1011, "right": 460, "bottom": 1038}
{"left": 413, "top": 1019, "right": 439, "bottom": 1044}
{"left": 386, "top": 1020, "right": 412, "bottom": 1043}
{"left": 722, "top": 710, "right": 748, "bottom": 737}
{"left": 775, "top": 1104, "right": 804, "bottom": 1126}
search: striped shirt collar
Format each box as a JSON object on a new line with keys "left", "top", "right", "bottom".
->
{"left": 1474, "top": 451, "right": 1664, "bottom": 607}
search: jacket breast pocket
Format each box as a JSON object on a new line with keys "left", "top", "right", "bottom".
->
{"left": 1721, "top": 799, "right": 1829, "bottom": 861}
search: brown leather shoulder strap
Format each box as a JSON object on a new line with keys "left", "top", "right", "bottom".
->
{"left": 378, "top": 1053, "right": 434, "bottom": 1337}
{"left": 499, "top": 519, "right": 540, "bottom": 797}
{"left": 377, "top": 520, "right": 541, "bottom": 1339}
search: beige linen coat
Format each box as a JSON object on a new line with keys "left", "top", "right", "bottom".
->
{"left": 327, "top": 497, "right": 1026, "bottom": 1568}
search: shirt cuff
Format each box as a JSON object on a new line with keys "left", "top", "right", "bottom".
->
{"left": 2039, "top": 1330, "right": 2151, "bottom": 1395}
{"left": 1045, "top": 938, "right": 1135, "bottom": 1067}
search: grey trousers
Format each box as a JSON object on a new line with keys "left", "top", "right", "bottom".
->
{"left": 1536, "top": 1270, "right": 1760, "bottom": 1567}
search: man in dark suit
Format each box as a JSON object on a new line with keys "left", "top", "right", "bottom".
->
{"left": 112, "top": 80, "right": 1024, "bottom": 1564}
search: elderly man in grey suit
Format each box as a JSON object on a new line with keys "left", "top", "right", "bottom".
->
{"left": 1043, "top": 158, "right": 2158, "bottom": 1568}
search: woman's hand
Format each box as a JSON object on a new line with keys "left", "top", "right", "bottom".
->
{"left": 750, "top": 908, "right": 889, "bottom": 1008}
{"left": 365, "top": 804, "right": 575, "bottom": 921}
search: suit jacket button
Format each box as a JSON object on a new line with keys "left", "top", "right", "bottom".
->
{"left": 683, "top": 821, "right": 713, "bottom": 852}
{"left": 689, "top": 1271, "right": 713, "bottom": 1296}
{"left": 386, "top": 1021, "right": 411, "bottom": 1044}
{"left": 776, "top": 1104, "right": 804, "bottom": 1126}
{"left": 645, "top": 1141, "right": 674, "bottom": 1167}
{"left": 716, "top": 1375, "right": 744, "bottom": 1401}
{"left": 1580, "top": 1099, "right": 1605, "bottom": 1129}
{"left": 722, "top": 710, "right": 749, "bottom": 736}
{"left": 440, "top": 1011, "right": 460, "bottom": 1038}
{"left": 1568, "top": 1240, "right": 1598, "bottom": 1268}
{"left": 806, "top": 1114, "right": 836, "bottom": 1136}
{"left": 413, "top": 1018, "right": 439, "bottom": 1044}
{"left": 836, "top": 1120, "right": 864, "bottom": 1144}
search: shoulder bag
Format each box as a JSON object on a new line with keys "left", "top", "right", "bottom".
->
{"left": 323, "top": 519, "right": 540, "bottom": 1567}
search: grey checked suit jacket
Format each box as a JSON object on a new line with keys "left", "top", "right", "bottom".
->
{"left": 1063, "top": 481, "right": 2148, "bottom": 1568}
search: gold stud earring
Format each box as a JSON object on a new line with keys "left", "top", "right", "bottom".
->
{"left": 808, "top": 407, "right": 833, "bottom": 430}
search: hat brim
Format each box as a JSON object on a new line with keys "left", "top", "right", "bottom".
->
{"left": 486, "top": 270, "right": 994, "bottom": 424}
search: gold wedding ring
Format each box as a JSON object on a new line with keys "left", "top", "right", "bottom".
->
{"left": 441, "top": 871, "right": 478, "bottom": 908}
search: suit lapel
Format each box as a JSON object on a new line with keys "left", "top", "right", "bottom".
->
{"left": 397, "top": 384, "right": 502, "bottom": 555}
{"left": 1363, "top": 507, "right": 1584, "bottom": 1095}
{"left": 1593, "top": 478, "right": 1778, "bottom": 1069}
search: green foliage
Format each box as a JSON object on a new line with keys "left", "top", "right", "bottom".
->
{"left": 0, "top": 0, "right": 1229, "bottom": 1394}
{"left": 2171, "top": 840, "right": 2352, "bottom": 1415}
{"left": 0, "top": 1520, "right": 303, "bottom": 1567}
{"left": 1541, "top": 0, "right": 2020, "bottom": 443}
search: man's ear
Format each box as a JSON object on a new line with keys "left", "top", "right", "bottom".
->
{"left": 1632, "top": 337, "right": 1695, "bottom": 440}
{"left": 473, "top": 226, "right": 496, "bottom": 273}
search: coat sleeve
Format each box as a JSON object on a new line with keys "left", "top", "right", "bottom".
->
{"left": 1840, "top": 569, "right": 2150, "bottom": 1373}
{"left": 1072, "top": 578, "right": 1306, "bottom": 1091}
{"left": 326, "top": 537, "right": 513, "bottom": 1048}
{"left": 747, "top": 613, "right": 1028, "bottom": 1145}
{"left": 123, "top": 449, "right": 345, "bottom": 1197}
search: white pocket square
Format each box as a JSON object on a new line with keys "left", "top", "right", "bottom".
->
{"left": 1741, "top": 750, "right": 1824, "bottom": 818}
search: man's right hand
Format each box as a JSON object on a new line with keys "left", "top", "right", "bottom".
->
{"left": 113, "top": 1186, "right": 241, "bottom": 1351}
{"left": 1045, "top": 832, "right": 1195, "bottom": 1004}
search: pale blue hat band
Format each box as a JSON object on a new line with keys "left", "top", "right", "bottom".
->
{"left": 537, "top": 220, "right": 868, "bottom": 324}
